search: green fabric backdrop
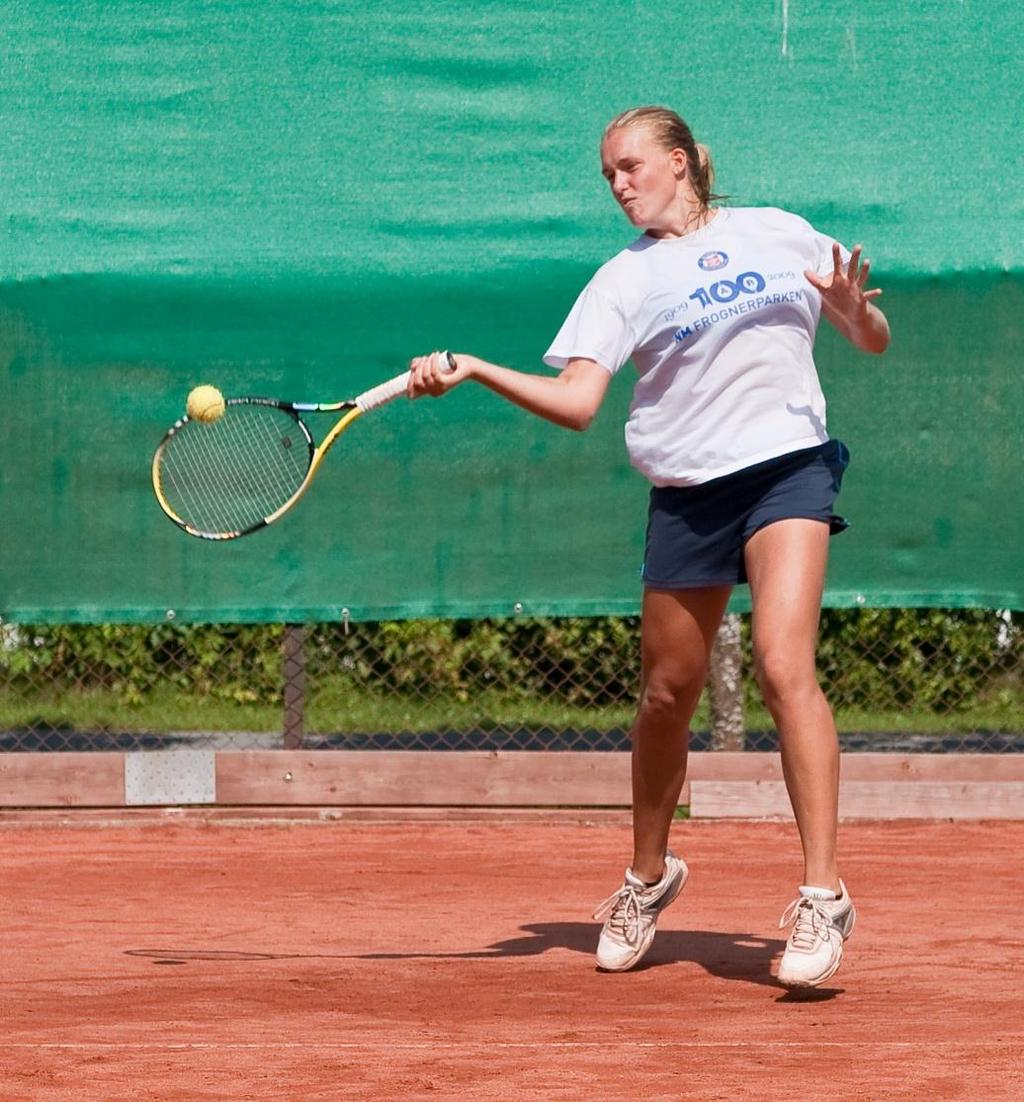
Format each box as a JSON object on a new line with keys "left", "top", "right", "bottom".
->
{"left": 2, "top": 1, "right": 1021, "bottom": 622}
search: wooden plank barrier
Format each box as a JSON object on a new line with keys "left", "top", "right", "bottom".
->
{"left": 2, "top": 751, "right": 1024, "bottom": 818}
{"left": 0, "top": 752, "right": 124, "bottom": 808}
{"left": 690, "top": 780, "right": 1024, "bottom": 820}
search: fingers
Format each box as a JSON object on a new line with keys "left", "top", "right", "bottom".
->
{"left": 406, "top": 354, "right": 431, "bottom": 398}
{"left": 847, "top": 247, "right": 881, "bottom": 299}
{"left": 846, "top": 244, "right": 862, "bottom": 281}
{"left": 818, "top": 243, "right": 880, "bottom": 298}
{"left": 407, "top": 350, "right": 459, "bottom": 399}
{"left": 804, "top": 267, "right": 826, "bottom": 289}
{"left": 408, "top": 353, "right": 440, "bottom": 398}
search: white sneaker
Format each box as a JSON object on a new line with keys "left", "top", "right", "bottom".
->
{"left": 777, "top": 880, "right": 856, "bottom": 988}
{"left": 592, "top": 852, "right": 688, "bottom": 972}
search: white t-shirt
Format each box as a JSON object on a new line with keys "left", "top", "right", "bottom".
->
{"left": 543, "top": 206, "right": 851, "bottom": 486}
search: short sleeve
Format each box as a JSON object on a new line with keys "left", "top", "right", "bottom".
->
{"left": 542, "top": 282, "right": 635, "bottom": 374}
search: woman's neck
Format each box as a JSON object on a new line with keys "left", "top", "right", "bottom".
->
{"left": 646, "top": 204, "right": 717, "bottom": 241}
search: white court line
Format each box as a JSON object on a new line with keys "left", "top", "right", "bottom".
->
{"left": 1, "top": 1041, "right": 1017, "bottom": 1051}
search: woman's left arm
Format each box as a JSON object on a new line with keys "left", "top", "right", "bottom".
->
{"left": 806, "top": 242, "right": 891, "bottom": 354}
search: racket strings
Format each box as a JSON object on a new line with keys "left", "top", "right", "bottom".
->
{"left": 158, "top": 405, "right": 312, "bottom": 535}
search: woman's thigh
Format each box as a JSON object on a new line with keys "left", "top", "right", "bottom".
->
{"left": 744, "top": 518, "right": 829, "bottom": 687}
{"left": 640, "top": 585, "right": 732, "bottom": 700}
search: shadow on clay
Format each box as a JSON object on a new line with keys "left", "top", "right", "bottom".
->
{"left": 127, "top": 925, "right": 843, "bottom": 998}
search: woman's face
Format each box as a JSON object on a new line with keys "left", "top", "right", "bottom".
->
{"left": 600, "top": 126, "right": 686, "bottom": 230}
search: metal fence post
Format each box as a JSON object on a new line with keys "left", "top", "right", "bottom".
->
{"left": 282, "top": 624, "right": 306, "bottom": 749}
{"left": 708, "top": 613, "right": 744, "bottom": 750}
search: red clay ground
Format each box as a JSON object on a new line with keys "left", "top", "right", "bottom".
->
{"left": 2, "top": 817, "right": 1022, "bottom": 1101}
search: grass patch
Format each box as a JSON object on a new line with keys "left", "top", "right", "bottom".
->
{"left": 2, "top": 680, "right": 1020, "bottom": 740}
{"left": 0, "top": 684, "right": 282, "bottom": 734}
{"left": 0, "top": 682, "right": 642, "bottom": 735}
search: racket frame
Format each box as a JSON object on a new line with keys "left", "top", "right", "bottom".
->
{"left": 152, "top": 352, "right": 453, "bottom": 540}
{"left": 151, "top": 398, "right": 362, "bottom": 540}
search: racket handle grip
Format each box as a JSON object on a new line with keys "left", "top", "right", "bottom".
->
{"left": 355, "top": 351, "right": 456, "bottom": 413}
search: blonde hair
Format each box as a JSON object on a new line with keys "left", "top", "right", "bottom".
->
{"left": 603, "top": 106, "right": 724, "bottom": 211}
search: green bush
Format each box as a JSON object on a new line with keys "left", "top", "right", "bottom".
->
{"left": 0, "top": 623, "right": 284, "bottom": 705}
{"left": 813, "top": 608, "right": 1020, "bottom": 712}
{"left": 3, "top": 610, "right": 1019, "bottom": 715}
{"left": 309, "top": 617, "right": 640, "bottom": 707}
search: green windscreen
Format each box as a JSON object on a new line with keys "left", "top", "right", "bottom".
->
{"left": 1, "top": 2, "right": 1021, "bottom": 622}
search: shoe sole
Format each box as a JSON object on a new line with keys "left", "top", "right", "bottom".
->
{"left": 777, "top": 942, "right": 843, "bottom": 988}
{"left": 777, "top": 908, "right": 855, "bottom": 989}
{"left": 596, "top": 864, "right": 689, "bottom": 973}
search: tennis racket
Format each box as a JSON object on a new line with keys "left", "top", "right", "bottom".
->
{"left": 152, "top": 351, "right": 455, "bottom": 540}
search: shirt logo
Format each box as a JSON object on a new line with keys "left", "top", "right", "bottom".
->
{"left": 698, "top": 250, "right": 729, "bottom": 271}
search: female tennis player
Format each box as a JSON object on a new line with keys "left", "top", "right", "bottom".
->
{"left": 408, "top": 105, "right": 890, "bottom": 988}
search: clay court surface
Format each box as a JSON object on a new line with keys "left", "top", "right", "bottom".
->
{"left": 2, "top": 816, "right": 1021, "bottom": 1101}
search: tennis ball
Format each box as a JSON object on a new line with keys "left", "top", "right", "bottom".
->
{"left": 186, "top": 384, "right": 226, "bottom": 423}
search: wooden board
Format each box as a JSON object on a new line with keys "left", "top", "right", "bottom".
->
{"left": 214, "top": 750, "right": 632, "bottom": 807}
{"left": 2, "top": 750, "right": 1023, "bottom": 816}
{"left": 216, "top": 751, "right": 1024, "bottom": 807}
{"left": 0, "top": 752, "right": 124, "bottom": 807}
{"left": 691, "top": 780, "right": 1024, "bottom": 820}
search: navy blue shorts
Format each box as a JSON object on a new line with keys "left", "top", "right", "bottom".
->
{"left": 642, "top": 440, "right": 850, "bottom": 589}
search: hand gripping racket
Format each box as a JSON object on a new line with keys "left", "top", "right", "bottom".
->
{"left": 152, "top": 351, "right": 454, "bottom": 540}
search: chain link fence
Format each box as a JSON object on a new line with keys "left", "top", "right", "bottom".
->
{"left": 1, "top": 609, "right": 1021, "bottom": 754}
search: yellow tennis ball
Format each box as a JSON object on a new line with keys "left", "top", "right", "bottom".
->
{"left": 186, "top": 384, "right": 226, "bottom": 423}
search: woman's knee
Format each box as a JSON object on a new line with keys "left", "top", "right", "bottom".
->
{"left": 637, "top": 667, "right": 707, "bottom": 725}
{"left": 754, "top": 648, "right": 820, "bottom": 710}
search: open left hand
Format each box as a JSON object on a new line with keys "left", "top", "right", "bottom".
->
{"left": 804, "top": 243, "right": 883, "bottom": 325}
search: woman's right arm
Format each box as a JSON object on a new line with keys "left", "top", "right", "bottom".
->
{"left": 407, "top": 352, "right": 613, "bottom": 432}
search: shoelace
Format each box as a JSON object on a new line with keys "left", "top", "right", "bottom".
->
{"left": 778, "top": 896, "right": 832, "bottom": 951}
{"left": 592, "top": 883, "right": 645, "bottom": 947}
